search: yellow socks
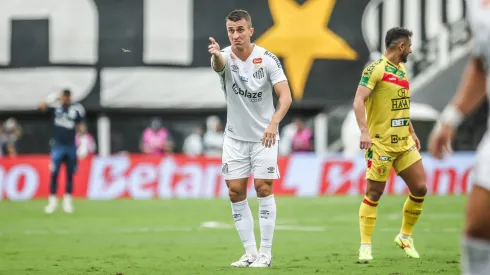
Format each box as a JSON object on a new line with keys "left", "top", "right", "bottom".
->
{"left": 359, "top": 196, "right": 378, "bottom": 244}
{"left": 400, "top": 193, "right": 424, "bottom": 236}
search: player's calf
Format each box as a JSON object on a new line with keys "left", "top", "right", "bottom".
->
{"left": 227, "top": 179, "right": 258, "bottom": 266}
{"left": 254, "top": 179, "right": 276, "bottom": 261}
{"left": 461, "top": 186, "right": 490, "bottom": 275}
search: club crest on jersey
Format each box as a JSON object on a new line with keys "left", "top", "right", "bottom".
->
{"left": 253, "top": 68, "right": 265, "bottom": 79}
{"left": 253, "top": 58, "right": 262, "bottom": 65}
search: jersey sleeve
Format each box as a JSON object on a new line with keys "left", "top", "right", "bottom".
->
{"left": 359, "top": 62, "right": 382, "bottom": 90}
{"left": 211, "top": 50, "right": 228, "bottom": 76}
{"left": 264, "top": 51, "right": 287, "bottom": 85}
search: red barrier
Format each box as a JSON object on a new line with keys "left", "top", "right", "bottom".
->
{"left": 0, "top": 153, "right": 474, "bottom": 200}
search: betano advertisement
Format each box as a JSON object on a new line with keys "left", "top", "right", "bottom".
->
{"left": 0, "top": 153, "right": 474, "bottom": 201}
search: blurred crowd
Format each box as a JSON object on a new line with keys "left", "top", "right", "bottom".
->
{"left": 137, "top": 116, "right": 314, "bottom": 157}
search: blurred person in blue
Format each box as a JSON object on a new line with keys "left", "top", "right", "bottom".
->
{"left": 39, "top": 89, "right": 85, "bottom": 214}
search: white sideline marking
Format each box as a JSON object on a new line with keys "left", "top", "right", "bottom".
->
{"left": 20, "top": 226, "right": 195, "bottom": 236}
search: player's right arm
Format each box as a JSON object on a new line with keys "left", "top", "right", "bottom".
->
{"left": 39, "top": 92, "right": 60, "bottom": 112}
{"left": 209, "top": 37, "right": 226, "bottom": 74}
{"left": 353, "top": 62, "right": 382, "bottom": 149}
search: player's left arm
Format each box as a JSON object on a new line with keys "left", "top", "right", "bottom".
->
{"left": 408, "top": 122, "right": 421, "bottom": 150}
{"left": 74, "top": 103, "right": 86, "bottom": 132}
{"left": 264, "top": 52, "right": 292, "bottom": 147}
{"left": 271, "top": 81, "right": 292, "bottom": 124}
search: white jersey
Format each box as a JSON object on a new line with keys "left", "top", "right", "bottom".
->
{"left": 212, "top": 44, "right": 288, "bottom": 142}
{"left": 467, "top": 0, "right": 490, "bottom": 77}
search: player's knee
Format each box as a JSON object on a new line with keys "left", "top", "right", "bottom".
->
{"left": 365, "top": 190, "right": 383, "bottom": 202}
{"left": 465, "top": 223, "right": 490, "bottom": 240}
{"left": 228, "top": 188, "right": 246, "bottom": 202}
{"left": 411, "top": 184, "right": 427, "bottom": 197}
{"left": 255, "top": 181, "right": 273, "bottom": 197}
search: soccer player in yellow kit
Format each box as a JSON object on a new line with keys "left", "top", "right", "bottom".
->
{"left": 353, "top": 27, "right": 428, "bottom": 263}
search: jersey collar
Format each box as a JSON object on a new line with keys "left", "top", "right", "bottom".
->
{"left": 382, "top": 55, "right": 400, "bottom": 69}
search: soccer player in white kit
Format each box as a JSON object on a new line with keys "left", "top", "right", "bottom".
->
{"left": 208, "top": 9, "right": 292, "bottom": 268}
{"left": 428, "top": 1, "right": 490, "bottom": 274}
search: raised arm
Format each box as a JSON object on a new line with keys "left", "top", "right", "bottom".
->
{"left": 209, "top": 37, "right": 226, "bottom": 73}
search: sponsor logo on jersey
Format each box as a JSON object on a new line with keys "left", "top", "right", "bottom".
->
{"left": 265, "top": 51, "right": 282, "bottom": 68}
{"left": 239, "top": 75, "right": 248, "bottom": 82}
{"left": 391, "top": 135, "right": 409, "bottom": 144}
{"left": 253, "top": 58, "right": 262, "bottom": 65}
{"left": 232, "top": 83, "right": 262, "bottom": 102}
{"left": 391, "top": 118, "right": 410, "bottom": 127}
{"left": 391, "top": 97, "right": 410, "bottom": 111}
{"left": 253, "top": 68, "right": 265, "bottom": 79}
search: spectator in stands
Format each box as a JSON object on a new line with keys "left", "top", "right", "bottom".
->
{"left": 183, "top": 125, "right": 204, "bottom": 157}
{"left": 140, "top": 118, "right": 173, "bottom": 155}
{"left": 0, "top": 125, "right": 8, "bottom": 157}
{"left": 3, "top": 117, "right": 22, "bottom": 156}
{"left": 203, "top": 115, "right": 223, "bottom": 157}
{"left": 76, "top": 123, "right": 96, "bottom": 159}
{"left": 291, "top": 118, "right": 314, "bottom": 152}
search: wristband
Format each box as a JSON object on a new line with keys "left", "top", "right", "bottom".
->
{"left": 439, "top": 104, "right": 464, "bottom": 128}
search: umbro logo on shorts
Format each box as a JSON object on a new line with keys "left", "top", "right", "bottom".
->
{"left": 222, "top": 163, "right": 228, "bottom": 174}
{"left": 267, "top": 166, "right": 275, "bottom": 173}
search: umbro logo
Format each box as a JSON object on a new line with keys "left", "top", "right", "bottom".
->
{"left": 231, "top": 65, "right": 239, "bottom": 72}
{"left": 267, "top": 166, "right": 275, "bottom": 173}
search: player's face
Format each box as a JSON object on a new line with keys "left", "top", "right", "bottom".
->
{"left": 61, "top": 95, "right": 71, "bottom": 105}
{"left": 226, "top": 19, "right": 254, "bottom": 50}
{"left": 400, "top": 37, "right": 412, "bottom": 63}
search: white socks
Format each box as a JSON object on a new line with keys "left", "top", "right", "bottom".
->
{"left": 461, "top": 236, "right": 490, "bottom": 275}
{"left": 258, "top": 195, "right": 276, "bottom": 257}
{"left": 48, "top": 195, "right": 58, "bottom": 206}
{"left": 231, "top": 195, "right": 277, "bottom": 257}
{"left": 231, "top": 200, "right": 258, "bottom": 256}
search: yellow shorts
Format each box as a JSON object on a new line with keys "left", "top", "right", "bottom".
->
{"left": 365, "top": 144, "right": 422, "bottom": 182}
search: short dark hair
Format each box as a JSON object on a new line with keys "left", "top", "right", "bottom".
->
{"left": 385, "top": 27, "right": 412, "bottom": 48}
{"left": 226, "top": 9, "right": 252, "bottom": 27}
{"left": 62, "top": 89, "right": 71, "bottom": 96}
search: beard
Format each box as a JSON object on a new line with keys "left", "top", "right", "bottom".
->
{"left": 401, "top": 53, "right": 409, "bottom": 63}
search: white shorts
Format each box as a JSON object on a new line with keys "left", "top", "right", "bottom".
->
{"left": 221, "top": 135, "right": 280, "bottom": 180}
{"left": 474, "top": 131, "right": 490, "bottom": 191}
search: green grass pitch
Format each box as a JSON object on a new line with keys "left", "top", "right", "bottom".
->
{"left": 1, "top": 196, "right": 465, "bottom": 275}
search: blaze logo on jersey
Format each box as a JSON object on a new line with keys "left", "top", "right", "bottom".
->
{"left": 232, "top": 83, "right": 263, "bottom": 102}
